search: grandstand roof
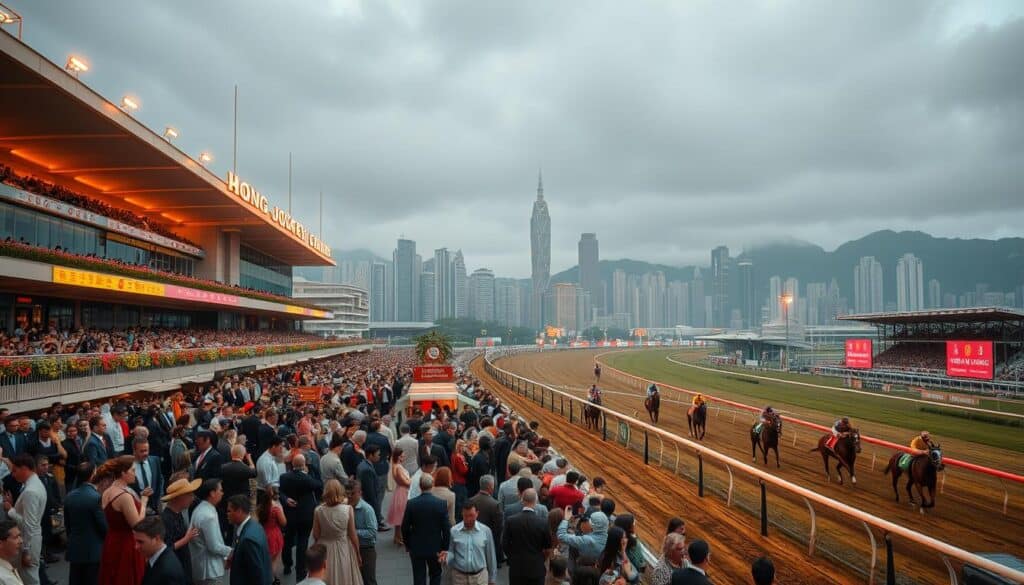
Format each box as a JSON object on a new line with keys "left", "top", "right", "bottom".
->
{"left": 696, "top": 332, "right": 813, "bottom": 349}
{"left": 839, "top": 307, "right": 1024, "bottom": 325}
{"left": 0, "top": 31, "right": 333, "bottom": 267}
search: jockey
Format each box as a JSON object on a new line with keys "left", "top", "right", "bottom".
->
{"left": 691, "top": 393, "right": 706, "bottom": 408}
{"left": 647, "top": 383, "right": 659, "bottom": 398}
{"left": 909, "top": 431, "right": 934, "bottom": 456}
{"left": 831, "top": 417, "right": 852, "bottom": 437}
{"left": 759, "top": 406, "right": 776, "bottom": 425}
{"left": 588, "top": 384, "right": 602, "bottom": 405}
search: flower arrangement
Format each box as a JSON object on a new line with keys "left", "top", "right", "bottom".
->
{"left": 101, "top": 353, "right": 122, "bottom": 372}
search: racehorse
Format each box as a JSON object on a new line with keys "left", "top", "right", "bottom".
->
{"left": 750, "top": 415, "right": 781, "bottom": 467}
{"left": 644, "top": 390, "right": 661, "bottom": 424}
{"left": 594, "top": 363, "right": 602, "bottom": 382}
{"left": 812, "top": 430, "right": 861, "bottom": 485}
{"left": 584, "top": 402, "right": 602, "bottom": 431}
{"left": 687, "top": 403, "right": 707, "bottom": 440}
{"left": 884, "top": 445, "right": 944, "bottom": 512}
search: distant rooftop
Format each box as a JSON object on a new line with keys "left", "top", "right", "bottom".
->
{"left": 839, "top": 307, "right": 1024, "bottom": 325}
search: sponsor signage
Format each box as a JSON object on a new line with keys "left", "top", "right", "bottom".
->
{"left": 916, "top": 387, "right": 981, "bottom": 406}
{"left": 413, "top": 365, "right": 454, "bottom": 382}
{"left": 226, "top": 172, "right": 332, "bottom": 258}
{"left": 946, "top": 340, "right": 994, "bottom": 380}
{"left": 0, "top": 182, "right": 205, "bottom": 257}
{"left": 295, "top": 386, "right": 330, "bottom": 403}
{"left": 845, "top": 339, "right": 873, "bottom": 369}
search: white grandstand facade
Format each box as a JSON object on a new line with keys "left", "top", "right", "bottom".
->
{"left": 292, "top": 277, "right": 369, "bottom": 338}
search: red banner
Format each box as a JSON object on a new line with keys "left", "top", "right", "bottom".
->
{"left": 946, "top": 340, "right": 994, "bottom": 380}
{"left": 413, "top": 365, "right": 454, "bottom": 382}
{"left": 844, "top": 339, "right": 873, "bottom": 369}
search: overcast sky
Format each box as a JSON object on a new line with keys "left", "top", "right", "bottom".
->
{"left": 15, "top": 1, "right": 1024, "bottom": 277}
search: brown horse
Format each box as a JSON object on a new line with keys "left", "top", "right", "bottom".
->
{"left": 687, "top": 403, "right": 707, "bottom": 440}
{"left": 750, "top": 415, "right": 781, "bottom": 467}
{"left": 584, "top": 402, "right": 602, "bottom": 431}
{"left": 812, "top": 430, "right": 861, "bottom": 485}
{"left": 644, "top": 390, "right": 661, "bottom": 424}
{"left": 884, "top": 446, "right": 944, "bottom": 513}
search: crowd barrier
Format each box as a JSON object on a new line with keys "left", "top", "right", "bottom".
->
{"left": 483, "top": 347, "right": 1024, "bottom": 585}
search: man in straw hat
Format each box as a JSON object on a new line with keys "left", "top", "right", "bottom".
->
{"left": 161, "top": 475, "right": 201, "bottom": 582}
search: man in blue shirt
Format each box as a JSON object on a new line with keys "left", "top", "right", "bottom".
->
{"left": 346, "top": 479, "right": 378, "bottom": 585}
{"left": 443, "top": 500, "right": 497, "bottom": 585}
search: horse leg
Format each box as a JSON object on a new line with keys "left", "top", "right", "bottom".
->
{"left": 699, "top": 423, "right": 705, "bottom": 441}
{"left": 905, "top": 477, "right": 915, "bottom": 507}
{"left": 822, "top": 452, "right": 831, "bottom": 482}
{"left": 752, "top": 437, "right": 758, "bottom": 462}
{"left": 891, "top": 468, "right": 900, "bottom": 502}
{"left": 774, "top": 445, "right": 780, "bottom": 468}
{"left": 836, "top": 461, "right": 844, "bottom": 485}
{"left": 851, "top": 466, "right": 857, "bottom": 485}
{"left": 687, "top": 415, "right": 693, "bottom": 438}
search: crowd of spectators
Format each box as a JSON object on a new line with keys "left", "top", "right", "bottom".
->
{"left": 998, "top": 351, "right": 1024, "bottom": 382}
{"left": 0, "top": 326, "right": 331, "bottom": 357}
{"left": 0, "top": 346, "right": 777, "bottom": 585}
{"left": 869, "top": 343, "right": 946, "bottom": 372}
{"left": 1, "top": 164, "right": 201, "bottom": 250}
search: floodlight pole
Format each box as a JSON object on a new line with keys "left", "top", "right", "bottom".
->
{"left": 232, "top": 84, "right": 238, "bottom": 173}
{"left": 784, "top": 299, "right": 790, "bottom": 370}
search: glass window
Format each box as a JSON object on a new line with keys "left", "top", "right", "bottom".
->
{"left": 14, "top": 208, "right": 34, "bottom": 242}
{"left": 35, "top": 215, "right": 50, "bottom": 249}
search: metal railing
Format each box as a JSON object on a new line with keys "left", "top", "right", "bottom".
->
{"left": 483, "top": 348, "right": 1024, "bottom": 585}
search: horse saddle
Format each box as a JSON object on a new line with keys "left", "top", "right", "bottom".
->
{"left": 753, "top": 422, "right": 764, "bottom": 434}
{"left": 898, "top": 453, "right": 913, "bottom": 471}
{"left": 825, "top": 435, "right": 839, "bottom": 451}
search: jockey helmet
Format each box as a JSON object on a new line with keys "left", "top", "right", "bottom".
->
{"left": 921, "top": 431, "right": 930, "bottom": 440}
{"left": 841, "top": 417, "right": 850, "bottom": 424}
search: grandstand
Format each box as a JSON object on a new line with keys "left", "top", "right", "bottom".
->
{"left": 825, "top": 307, "right": 1024, "bottom": 394}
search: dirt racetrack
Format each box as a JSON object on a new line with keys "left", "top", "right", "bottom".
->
{"left": 476, "top": 349, "right": 1024, "bottom": 584}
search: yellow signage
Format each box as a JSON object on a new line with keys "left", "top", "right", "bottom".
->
{"left": 226, "top": 172, "right": 332, "bottom": 258}
{"left": 52, "top": 267, "right": 166, "bottom": 296}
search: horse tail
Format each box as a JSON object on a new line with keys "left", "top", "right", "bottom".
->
{"left": 883, "top": 457, "right": 895, "bottom": 476}
{"left": 808, "top": 446, "right": 821, "bottom": 453}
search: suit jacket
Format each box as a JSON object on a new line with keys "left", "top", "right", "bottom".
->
{"left": 468, "top": 492, "right": 502, "bottom": 538}
{"left": 0, "top": 431, "right": 25, "bottom": 457}
{"left": 189, "top": 500, "right": 232, "bottom": 581}
{"left": 401, "top": 492, "right": 451, "bottom": 557}
{"left": 83, "top": 433, "right": 109, "bottom": 467}
{"left": 671, "top": 567, "right": 713, "bottom": 585}
{"left": 356, "top": 459, "right": 380, "bottom": 508}
{"left": 240, "top": 415, "right": 261, "bottom": 455}
{"left": 501, "top": 508, "right": 551, "bottom": 579}
{"left": 141, "top": 545, "right": 187, "bottom": 585}
{"left": 256, "top": 423, "right": 277, "bottom": 457}
{"left": 7, "top": 473, "right": 45, "bottom": 563}
{"left": 220, "top": 460, "right": 257, "bottom": 501}
{"left": 191, "top": 447, "right": 223, "bottom": 481}
{"left": 229, "top": 518, "right": 273, "bottom": 585}
{"left": 63, "top": 483, "right": 107, "bottom": 564}
{"left": 503, "top": 501, "right": 549, "bottom": 521}
{"left": 131, "top": 455, "right": 164, "bottom": 511}
{"left": 418, "top": 441, "right": 449, "bottom": 469}
{"left": 279, "top": 470, "right": 322, "bottom": 528}
{"left": 364, "top": 432, "right": 392, "bottom": 476}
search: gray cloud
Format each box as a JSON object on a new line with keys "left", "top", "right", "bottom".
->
{"left": 13, "top": 0, "right": 1024, "bottom": 277}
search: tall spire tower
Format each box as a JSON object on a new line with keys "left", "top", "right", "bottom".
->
{"left": 530, "top": 169, "right": 552, "bottom": 330}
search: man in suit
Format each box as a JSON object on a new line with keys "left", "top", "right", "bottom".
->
{"left": 671, "top": 539, "right": 713, "bottom": 585}
{"left": 0, "top": 519, "right": 25, "bottom": 585}
{"left": 220, "top": 444, "right": 256, "bottom": 504}
{"left": 394, "top": 424, "right": 420, "bottom": 477}
{"left": 256, "top": 410, "right": 279, "bottom": 458}
{"left": 188, "top": 479, "right": 232, "bottom": 585}
{"left": 83, "top": 416, "right": 110, "bottom": 468}
{"left": 364, "top": 420, "right": 391, "bottom": 526}
{"left": 279, "top": 454, "right": 322, "bottom": 581}
{"left": 239, "top": 409, "right": 262, "bottom": 458}
{"left": 503, "top": 477, "right": 550, "bottom": 521}
{"left": 357, "top": 445, "right": 384, "bottom": 530}
{"left": 131, "top": 437, "right": 164, "bottom": 515}
{"left": 401, "top": 474, "right": 450, "bottom": 585}
{"left": 418, "top": 429, "right": 449, "bottom": 469}
{"left": 501, "top": 488, "right": 552, "bottom": 585}
{"left": 0, "top": 419, "right": 26, "bottom": 460}
{"left": 468, "top": 475, "right": 504, "bottom": 568}
{"left": 145, "top": 404, "right": 172, "bottom": 475}
{"left": 226, "top": 494, "right": 273, "bottom": 585}
{"left": 133, "top": 516, "right": 187, "bottom": 585}
{"left": 2, "top": 454, "right": 46, "bottom": 585}
{"left": 319, "top": 434, "right": 347, "bottom": 484}
{"left": 191, "top": 430, "right": 223, "bottom": 481}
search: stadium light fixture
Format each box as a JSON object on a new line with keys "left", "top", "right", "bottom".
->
{"left": 199, "top": 151, "right": 213, "bottom": 165}
{"left": 782, "top": 294, "right": 793, "bottom": 305}
{"left": 163, "top": 126, "right": 179, "bottom": 141}
{"left": 65, "top": 55, "right": 89, "bottom": 77}
{"left": 120, "top": 95, "right": 139, "bottom": 113}
{"left": 0, "top": 4, "right": 23, "bottom": 39}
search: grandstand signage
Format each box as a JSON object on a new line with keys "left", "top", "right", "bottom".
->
{"left": 844, "top": 339, "right": 873, "bottom": 369}
{"left": 413, "top": 365, "right": 455, "bottom": 383}
{"left": 0, "top": 182, "right": 205, "bottom": 257}
{"left": 225, "top": 172, "right": 332, "bottom": 258}
{"left": 917, "top": 388, "right": 981, "bottom": 406}
{"left": 946, "top": 340, "right": 994, "bottom": 380}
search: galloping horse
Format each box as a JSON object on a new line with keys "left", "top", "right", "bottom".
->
{"left": 884, "top": 445, "right": 944, "bottom": 512}
{"left": 644, "top": 389, "right": 661, "bottom": 424}
{"left": 584, "top": 402, "right": 602, "bottom": 431}
{"left": 687, "top": 403, "right": 707, "bottom": 440}
{"left": 812, "top": 430, "right": 861, "bottom": 485}
{"left": 750, "top": 415, "right": 781, "bottom": 467}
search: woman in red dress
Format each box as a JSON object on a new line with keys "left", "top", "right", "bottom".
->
{"left": 97, "top": 456, "right": 149, "bottom": 585}
{"left": 258, "top": 485, "right": 287, "bottom": 584}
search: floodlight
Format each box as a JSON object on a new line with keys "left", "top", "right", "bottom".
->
{"left": 65, "top": 55, "right": 89, "bottom": 77}
{"left": 199, "top": 152, "right": 213, "bottom": 164}
{"left": 120, "top": 95, "right": 139, "bottom": 112}
{"left": 163, "top": 127, "right": 179, "bottom": 141}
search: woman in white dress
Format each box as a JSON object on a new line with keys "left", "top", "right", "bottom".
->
{"left": 312, "top": 479, "right": 362, "bottom": 585}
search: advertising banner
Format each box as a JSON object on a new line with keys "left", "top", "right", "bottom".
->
{"left": 946, "top": 341, "right": 994, "bottom": 380}
{"left": 413, "top": 365, "right": 455, "bottom": 383}
{"left": 844, "top": 339, "right": 873, "bottom": 369}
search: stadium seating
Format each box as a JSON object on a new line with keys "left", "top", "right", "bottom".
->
{"left": 872, "top": 342, "right": 946, "bottom": 372}
{"left": 0, "top": 327, "right": 327, "bottom": 356}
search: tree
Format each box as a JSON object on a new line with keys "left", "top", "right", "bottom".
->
{"left": 414, "top": 331, "right": 453, "bottom": 364}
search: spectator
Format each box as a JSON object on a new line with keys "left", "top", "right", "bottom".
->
{"left": 320, "top": 434, "right": 347, "bottom": 484}
{"left": 357, "top": 444, "right": 384, "bottom": 530}
{"left": 597, "top": 526, "right": 638, "bottom": 585}
{"left": 160, "top": 477, "right": 200, "bottom": 584}
{"left": 226, "top": 494, "right": 273, "bottom": 585}
{"left": 409, "top": 455, "right": 437, "bottom": 501}
{"left": 666, "top": 518, "right": 685, "bottom": 537}
{"left": 502, "top": 488, "right": 552, "bottom": 585}
{"left": 64, "top": 463, "right": 107, "bottom": 585}
{"left": 191, "top": 431, "right": 223, "bottom": 481}
{"left": 279, "top": 453, "right": 322, "bottom": 581}
{"left": 256, "top": 486, "right": 286, "bottom": 582}
{"left": 3, "top": 455, "right": 46, "bottom": 585}
{"left": 613, "top": 514, "right": 647, "bottom": 578}
{"left": 394, "top": 424, "right": 420, "bottom": 477}
{"left": 387, "top": 450, "right": 413, "bottom": 544}
{"left": 671, "top": 539, "right": 712, "bottom": 585}
{"left": 189, "top": 479, "right": 232, "bottom": 585}
{"left": 0, "top": 520, "right": 25, "bottom": 585}
{"left": 651, "top": 533, "right": 686, "bottom": 585}
{"left": 97, "top": 456, "right": 148, "bottom": 585}
{"left": 751, "top": 557, "right": 775, "bottom": 585}
{"left": 84, "top": 417, "right": 110, "bottom": 467}
{"left": 558, "top": 510, "right": 609, "bottom": 576}
{"left": 312, "top": 479, "right": 363, "bottom": 585}
{"left": 549, "top": 471, "right": 585, "bottom": 510}
{"left": 505, "top": 476, "right": 549, "bottom": 521}
{"left": 548, "top": 557, "right": 570, "bottom": 585}
{"left": 132, "top": 437, "right": 163, "bottom": 514}
{"left": 256, "top": 437, "right": 284, "bottom": 489}
{"left": 294, "top": 543, "right": 328, "bottom": 585}
{"left": 444, "top": 501, "right": 497, "bottom": 585}
{"left": 134, "top": 516, "right": 187, "bottom": 585}
{"left": 346, "top": 479, "right": 378, "bottom": 585}
{"left": 432, "top": 467, "right": 458, "bottom": 526}
{"left": 402, "top": 474, "right": 451, "bottom": 585}
{"left": 466, "top": 434, "right": 493, "bottom": 498}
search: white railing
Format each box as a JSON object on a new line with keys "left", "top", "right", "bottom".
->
{"left": 482, "top": 350, "right": 1024, "bottom": 585}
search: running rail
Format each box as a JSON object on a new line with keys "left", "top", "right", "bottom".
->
{"left": 484, "top": 350, "right": 1024, "bottom": 584}
{"left": 595, "top": 352, "right": 1024, "bottom": 486}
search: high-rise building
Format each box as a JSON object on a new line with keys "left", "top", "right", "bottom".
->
{"left": 690, "top": 268, "right": 706, "bottom": 328}
{"left": 518, "top": 280, "right": 533, "bottom": 329}
{"left": 711, "top": 246, "right": 730, "bottom": 328}
{"left": 453, "top": 250, "right": 468, "bottom": 318}
{"left": 370, "top": 261, "right": 391, "bottom": 322}
{"left": 420, "top": 272, "right": 436, "bottom": 322}
{"left": 494, "top": 278, "right": 521, "bottom": 327}
{"left": 549, "top": 283, "right": 578, "bottom": 332}
{"left": 433, "top": 248, "right": 455, "bottom": 319}
{"left": 896, "top": 253, "right": 924, "bottom": 311}
{"left": 469, "top": 268, "right": 496, "bottom": 322}
{"left": 612, "top": 269, "right": 627, "bottom": 315}
{"left": 578, "top": 233, "right": 601, "bottom": 320}
{"left": 928, "top": 279, "right": 942, "bottom": 309}
{"left": 806, "top": 282, "right": 828, "bottom": 326}
{"left": 768, "top": 276, "right": 782, "bottom": 322}
{"left": 854, "top": 256, "right": 884, "bottom": 313}
{"left": 393, "top": 238, "right": 419, "bottom": 321}
{"left": 737, "top": 257, "right": 755, "bottom": 329}
{"left": 530, "top": 172, "right": 551, "bottom": 328}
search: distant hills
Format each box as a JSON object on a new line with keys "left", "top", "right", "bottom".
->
{"left": 552, "top": 231, "right": 1024, "bottom": 303}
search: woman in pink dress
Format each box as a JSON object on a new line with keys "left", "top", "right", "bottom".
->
{"left": 259, "top": 485, "right": 287, "bottom": 583}
{"left": 97, "top": 456, "right": 148, "bottom": 585}
{"left": 386, "top": 450, "right": 411, "bottom": 545}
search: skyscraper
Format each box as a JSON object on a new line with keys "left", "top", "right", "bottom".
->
{"left": 896, "top": 253, "right": 924, "bottom": 311}
{"left": 690, "top": 268, "right": 706, "bottom": 328}
{"left": 370, "top": 261, "right": 390, "bottom": 322}
{"left": 854, "top": 256, "right": 884, "bottom": 313}
{"left": 769, "top": 275, "right": 782, "bottom": 322}
{"left": 393, "top": 238, "right": 419, "bottom": 321}
{"left": 612, "top": 269, "right": 627, "bottom": 315}
{"left": 578, "top": 233, "right": 601, "bottom": 321}
{"left": 550, "top": 283, "right": 578, "bottom": 331}
{"left": 494, "top": 278, "right": 522, "bottom": 327}
{"left": 710, "top": 246, "right": 730, "bottom": 328}
{"left": 434, "top": 248, "right": 455, "bottom": 319}
{"left": 806, "top": 282, "right": 828, "bottom": 326}
{"left": 737, "top": 257, "right": 755, "bottom": 329}
{"left": 469, "top": 268, "right": 496, "bottom": 322}
{"left": 530, "top": 172, "right": 551, "bottom": 329}
{"left": 453, "top": 250, "right": 468, "bottom": 318}
{"left": 420, "top": 272, "right": 436, "bottom": 322}
{"left": 928, "top": 279, "right": 942, "bottom": 309}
